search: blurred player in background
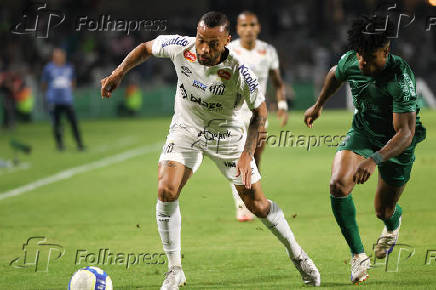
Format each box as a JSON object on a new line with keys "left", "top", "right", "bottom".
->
{"left": 304, "top": 15, "right": 426, "bottom": 284}
{"left": 42, "top": 48, "right": 85, "bottom": 151}
{"left": 227, "top": 11, "right": 289, "bottom": 221}
{"left": 101, "top": 11, "right": 320, "bottom": 289}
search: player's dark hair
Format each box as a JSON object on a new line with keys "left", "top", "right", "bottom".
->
{"left": 198, "top": 11, "right": 230, "bottom": 33}
{"left": 347, "top": 14, "right": 393, "bottom": 55}
{"left": 238, "top": 10, "right": 257, "bottom": 18}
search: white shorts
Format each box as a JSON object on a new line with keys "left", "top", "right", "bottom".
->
{"left": 158, "top": 126, "right": 261, "bottom": 186}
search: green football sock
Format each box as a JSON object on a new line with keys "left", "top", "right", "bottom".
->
{"left": 330, "top": 194, "right": 364, "bottom": 254}
{"left": 384, "top": 204, "right": 402, "bottom": 231}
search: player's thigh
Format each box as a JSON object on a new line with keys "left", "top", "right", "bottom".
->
{"left": 157, "top": 129, "right": 203, "bottom": 201}
{"left": 157, "top": 160, "right": 193, "bottom": 202}
{"left": 330, "top": 150, "right": 366, "bottom": 197}
{"left": 210, "top": 153, "right": 261, "bottom": 187}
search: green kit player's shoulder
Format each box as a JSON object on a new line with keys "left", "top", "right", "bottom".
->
{"left": 385, "top": 54, "right": 417, "bottom": 113}
{"left": 335, "top": 50, "right": 358, "bottom": 81}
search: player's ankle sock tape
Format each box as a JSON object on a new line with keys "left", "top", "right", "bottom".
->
{"left": 384, "top": 204, "right": 402, "bottom": 231}
{"left": 330, "top": 194, "right": 365, "bottom": 254}
{"left": 261, "top": 200, "right": 302, "bottom": 258}
{"left": 156, "top": 200, "right": 181, "bottom": 267}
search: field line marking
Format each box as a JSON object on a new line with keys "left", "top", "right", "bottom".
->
{"left": 0, "top": 142, "right": 162, "bottom": 201}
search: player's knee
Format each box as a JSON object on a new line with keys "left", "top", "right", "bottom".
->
{"left": 157, "top": 183, "right": 179, "bottom": 202}
{"left": 330, "top": 178, "right": 350, "bottom": 197}
{"left": 252, "top": 200, "right": 270, "bottom": 218}
{"left": 375, "top": 206, "right": 394, "bottom": 220}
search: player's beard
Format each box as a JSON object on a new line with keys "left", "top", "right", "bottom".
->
{"left": 197, "top": 54, "right": 218, "bottom": 66}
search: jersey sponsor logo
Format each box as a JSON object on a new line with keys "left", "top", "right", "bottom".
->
{"left": 238, "top": 64, "right": 259, "bottom": 93}
{"left": 400, "top": 72, "right": 416, "bottom": 101}
{"left": 224, "top": 161, "right": 236, "bottom": 168}
{"left": 161, "top": 36, "right": 189, "bottom": 48}
{"left": 198, "top": 129, "right": 231, "bottom": 141}
{"left": 183, "top": 50, "right": 197, "bottom": 62}
{"left": 217, "top": 69, "right": 231, "bottom": 80}
{"left": 180, "top": 66, "right": 192, "bottom": 77}
{"left": 209, "top": 83, "right": 225, "bottom": 95}
{"left": 188, "top": 94, "right": 223, "bottom": 111}
{"left": 192, "top": 80, "right": 207, "bottom": 91}
{"left": 257, "top": 49, "right": 267, "bottom": 55}
{"left": 179, "top": 83, "right": 188, "bottom": 98}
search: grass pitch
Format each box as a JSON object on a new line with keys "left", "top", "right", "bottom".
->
{"left": 0, "top": 110, "right": 435, "bottom": 289}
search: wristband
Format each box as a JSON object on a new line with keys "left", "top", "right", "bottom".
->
{"left": 278, "top": 100, "right": 288, "bottom": 111}
{"left": 370, "top": 152, "right": 383, "bottom": 165}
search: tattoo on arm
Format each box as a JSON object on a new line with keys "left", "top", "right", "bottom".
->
{"left": 244, "top": 104, "right": 267, "bottom": 155}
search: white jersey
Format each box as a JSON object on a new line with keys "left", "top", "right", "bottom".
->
{"left": 152, "top": 35, "right": 265, "bottom": 142}
{"left": 227, "top": 39, "right": 279, "bottom": 123}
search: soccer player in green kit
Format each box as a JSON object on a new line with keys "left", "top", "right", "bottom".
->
{"left": 304, "top": 15, "right": 426, "bottom": 284}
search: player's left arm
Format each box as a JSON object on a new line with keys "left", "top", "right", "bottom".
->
{"left": 269, "top": 69, "right": 288, "bottom": 126}
{"left": 353, "top": 112, "right": 415, "bottom": 184}
{"left": 236, "top": 101, "right": 267, "bottom": 189}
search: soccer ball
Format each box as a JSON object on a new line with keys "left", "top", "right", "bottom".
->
{"left": 69, "top": 266, "right": 112, "bottom": 290}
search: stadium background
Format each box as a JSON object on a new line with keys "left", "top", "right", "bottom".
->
{"left": 1, "top": 0, "right": 436, "bottom": 122}
{"left": 1, "top": 0, "right": 435, "bottom": 289}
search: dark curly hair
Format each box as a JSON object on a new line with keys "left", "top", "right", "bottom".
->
{"left": 347, "top": 14, "right": 394, "bottom": 55}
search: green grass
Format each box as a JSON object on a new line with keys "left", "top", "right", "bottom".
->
{"left": 0, "top": 110, "right": 435, "bottom": 289}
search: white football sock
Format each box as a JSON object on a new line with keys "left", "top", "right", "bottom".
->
{"left": 156, "top": 200, "right": 181, "bottom": 268}
{"left": 261, "top": 200, "right": 303, "bottom": 259}
{"left": 230, "top": 183, "right": 245, "bottom": 209}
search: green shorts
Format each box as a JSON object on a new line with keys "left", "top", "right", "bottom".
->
{"left": 337, "top": 128, "right": 417, "bottom": 187}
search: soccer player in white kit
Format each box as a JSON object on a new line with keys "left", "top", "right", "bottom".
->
{"left": 101, "top": 11, "right": 319, "bottom": 289}
{"left": 227, "top": 11, "right": 289, "bottom": 221}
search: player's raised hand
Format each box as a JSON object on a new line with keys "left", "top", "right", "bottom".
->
{"left": 353, "top": 158, "right": 376, "bottom": 184}
{"left": 304, "top": 104, "right": 322, "bottom": 128}
{"left": 236, "top": 151, "right": 252, "bottom": 189}
{"left": 100, "top": 70, "right": 124, "bottom": 98}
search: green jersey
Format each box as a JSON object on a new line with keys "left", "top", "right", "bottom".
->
{"left": 335, "top": 50, "right": 426, "bottom": 148}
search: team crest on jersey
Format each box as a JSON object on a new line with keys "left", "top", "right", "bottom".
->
{"left": 209, "top": 83, "right": 225, "bottom": 95}
{"left": 192, "top": 80, "right": 207, "bottom": 91}
{"left": 180, "top": 66, "right": 192, "bottom": 77}
{"left": 257, "top": 49, "right": 267, "bottom": 55}
{"left": 217, "top": 69, "right": 231, "bottom": 80}
{"left": 184, "top": 50, "right": 197, "bottom": 62}
{"left": 238, "top": 64, "right": 259, "bottom": 93}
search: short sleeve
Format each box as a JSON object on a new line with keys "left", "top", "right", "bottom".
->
{"left": 335, "top": 51, "right": 354, "bottom": 82}
{"left": 392, "top": 67, "right": 417, "bottom": 113}
{"left": 151, "top": 35, "right": 190, "bottom": 60}
{"left": 238, "top": 64, "right": 265, "bottom": 110}
{"left": 269, "top": 46, "right": 279, "bottom": 70}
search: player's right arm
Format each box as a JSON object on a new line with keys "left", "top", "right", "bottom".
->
{"left": 100, "top": 41, "right": 154, "bottom": 98}
{"left": 304, "top": 65, "right": 343, "bottom": 128}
